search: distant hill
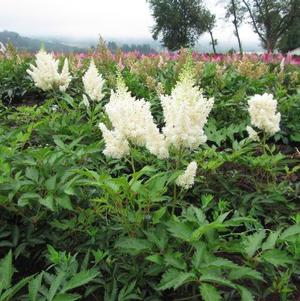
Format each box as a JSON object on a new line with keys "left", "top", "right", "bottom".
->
{"left": 0, "top": 31, "right": 85, "bottom": 52}
{"left": 0, "top": 31, "right": 159, "bottom": 54}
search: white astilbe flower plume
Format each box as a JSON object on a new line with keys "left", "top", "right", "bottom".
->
{"left": 98, "top": 123, "right": 130, "bottom": 159}
{"left": 99, "top": 76, "right": 169, "bottom": 159}
{"left": 246, "top": 126, "right": 259, "bottom": 141}
{"left": 176, "top": 161, "right": 198, "bottom": 189}
{"left": 82, "top": 94, "right": 90, "bottom": 108}
{"left": 27, "top": 50, "right": 71, "bottom": 92}
{"left": 59, "top": 59, "right": 71, "bottom": 92}
{"left": 0, "top": 42, "right": 6, "bottom": 55}
{"left": 160, "top": 65, "right": 214, "bottom": 150}
{"left": 82, "top": 60, "right": 105, "bottom": 102}
{"left": 247, "top": 93, "right": 281, "bottom": 135}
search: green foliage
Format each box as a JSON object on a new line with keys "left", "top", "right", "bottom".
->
{"left": 0, "top": 52, "right": 299, "bottom": 300}
{"left": 242, "top": 0, "right": 299, "bottom": 52}
{"left": 148, "top": 0, "right": 209, "bottom": 50}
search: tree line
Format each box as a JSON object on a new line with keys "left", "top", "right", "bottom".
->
{"left": 147, "top": 0, "right": 300, "bottom": 53}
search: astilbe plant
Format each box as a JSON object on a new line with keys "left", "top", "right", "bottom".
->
{"left": 82, "top": 59, "right": 105, "bottom": 106}
{"left": 27, "top": 50, "right": 71, "bottom": 92}
{"left": 246, "top": 93, "right": 281, "bottom": 142}
{"left": 99, "top": 73, "right": 168, "bottom": 160}
{"left": 99, "top": 62, "right": 214, "bottom": 191}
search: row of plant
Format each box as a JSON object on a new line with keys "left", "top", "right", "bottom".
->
{"left": 0, "top": 48, "right": 299, "bottom": 300}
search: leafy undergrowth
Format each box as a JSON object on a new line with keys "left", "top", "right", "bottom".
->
{"left": 0, "top": 50, "right": 300, "bottom": 300}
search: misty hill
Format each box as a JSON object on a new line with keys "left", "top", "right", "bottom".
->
{"left": 0, "top": 31, "right": 85, "bottom": 52}
{"left": 0, "top": 31, "right": 158, "bottom": 54}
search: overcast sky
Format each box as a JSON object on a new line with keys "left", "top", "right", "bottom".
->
{"left": 0, "top": 0, "right": 261, "bottom": 50}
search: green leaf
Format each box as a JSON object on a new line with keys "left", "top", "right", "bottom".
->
{"left": 262, "top": 230, "right": 281, "bottom": 251}
{"left": 118, "top": 281, "right": 141, "bottom": 301}
{"left": 280, "top": 225, "right": 300, "bottom": 240}
{"left": 158, "top": 269, "right": 196, "bottom": 290}
{"left": 166, "top": 221, "right": 193, "bottom": 242}
{"left": 57, "top": 195, "right": 73, "bottom": 210}
{"left": 146, "top": 255, "right": 163, "bottom": 265}
{"left": 115, "top": 238, "right": 152, "bottom": 255}
{"left": 131, "top": 166, "right": 157, "bottom": 181}
{"left": 152, "top": 207, "right": 167, "bottom": 224}
{"left": 164, "top": 252, "right": 187, "bottom": 270}
{"left": 0, "top": 275, "right": 33, "bottom": 301}
{"left": 53, "top": 137, "right": 66, "bottom": 150}
{"left": 244, "top": 230, "right": 265, "bottom": 257}
{"left": 200, "top": 283, "right": 221, "bottom": 301}
{"left": 25, "top": 167, "right": 39, "bottom": 182}
{"left": 200, "top": 275, "right": 236, "bottom": 289}
{"left": 261, "top": 249, "right": 294, "bottom": 267}
{"left": 18, "top": 193, "right": 40, "bottom": 207}
{"left": 191, "top": 222, "right": 227, "bottom": 241}
{"left": 61, "top": 270, "right": 99, "bottom": 293}
{"left": 28, "top": 273, "right": 43, "bottom": 301}
{"left": 206, "top": 257, "right": 239, "bottom": 269}
{"left": 39, "top": 195, "right": 55, "bottom": 211}
{"left": 191, "top": 242, "right": 206, "bottom": 270}
{"left": 229, "top": 267, "right": 264, "bottom": 282}
{"left": 48, "top": 271, "right": 66, "bottom": 301}
{"left": 0, "top": 250, "right": 13, "bottom": 289}
{"left": 291, "top": 133, "right": 300, "bottom": 142}
{"left": 45, "top": 176, "right": 57, "bottom": 192}
{"left": 237, "top": 285, "right": 254, "bottom": 301}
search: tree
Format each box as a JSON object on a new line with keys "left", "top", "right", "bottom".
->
{"left": 278, "top": 1, "right": 300, "bottom": 53}
{"left": 241, "top": 0, "right": 299, "bottom": 52}
{"left": 147, "top": 0, "right": 209, "bottom": 50}
{"left": 203, "top": 10, "right": 218, "bottom": 54}
{"left": 225, "top": 0, "right": 246, "bottom": 54}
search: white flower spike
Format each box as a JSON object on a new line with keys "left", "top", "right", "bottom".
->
{"left": 82, "top": 60, "right": 105, "bottom": 102}
{"left": 176, "top": 161, "right": 198, "bottom": 189}
{"left": 160, "top": 65, "right": 214, "bottom": 150}
{"left": 27, "top": 50, "right": 71, "bottom": 92}
{"left": 247, "top": 93, "right": 280, "bottom": 135}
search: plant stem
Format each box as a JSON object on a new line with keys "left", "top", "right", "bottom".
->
{"left": 130, "top": 151, "right": 136, "bottom": 173}
{"left": 172, "top": 147, "right": 182, "bottom": 214}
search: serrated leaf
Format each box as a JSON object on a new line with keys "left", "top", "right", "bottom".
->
{"left": 0, "top": 250, "right": 13, "bottom": 289}
{"left": 164, "top": 252, "right": 186, "bottom": 270}
{"left": 244, "top": 230, "right": 265, "bottom": 257}
{"left": 280, "top": 225, "right": 300, "bottom": 240}
{"left": 146, "top": 255, "right": 163, "bottom": 265}
{"left": 229, "top": 267, "right": 264, "bottom": 281}
{"left": 48, "top": 272, "right": 66, "bottom": 301}
{"left": 28, "top": 273, "right": 43, "bottom": 301}
{"left": 200, "top": 275, "right": 236, "bottom": 289}
{"left": 206, "top": 257, "right": 239, "bottom": 269}
{"left": 0, "top": 275, "right": 33, "bottom": 301}
{"left": 158, "top": 269, "right": 196, "bottom": 290}
{"left": 200, "top": 283, "right": 221, "bottom": 301}
{"left": 192, "top": 242, "right": 206, "bottom": 270}
{"left": 262, "top": 230, "right": 281, "bottom": 251}
{"left": 61, "top": 269, "right": 99, "bottom": 293}
{"left": 166, "top": 221, "right": 193, "bottom": 242}
{"left": 191, "top": 222, "right": 227, "bottom": 241}
{"left": 115, "top": 238, "right": 152, "bottom": 255}
{"left": 261, "top": 249, "right": 294, "bottom": 267}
